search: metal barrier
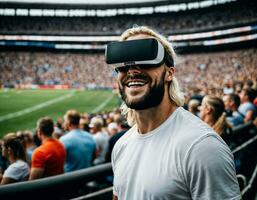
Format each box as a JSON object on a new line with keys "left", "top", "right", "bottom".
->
{"left": 70, "top": 186, "right": 113, "bottom": 200}
{"left": 0, "top": 163, "right": 112, "bottom": 200}
{"left": 231, "top": 121, "right": 257, "bottom": 199}
{"left": 231, "top": 121, "right": 255, "bottom": 147}
{"left": 232, "top": 134, "right": 257, "bottom": 154}
{"left": 241, "top": 163, "right": 257, "bottom": 196}
{"left": 232, "top": 121, "right": 254, "bottom": 135}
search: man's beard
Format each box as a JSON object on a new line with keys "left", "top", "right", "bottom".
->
{"left": 119, "top": 72, "right": 166, "bottom": 110}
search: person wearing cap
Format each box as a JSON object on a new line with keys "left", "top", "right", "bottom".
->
{"left": 105, "top": 115, "right": 130, "bottom": 163}
{"left": 107, "top": 122, "right": 118, "bottom": 136}
{"left": 106, "top": 26, "right": 240, "bottom": 200}
{"left": 89, "top": 116, "right": 109, "bottom": 165}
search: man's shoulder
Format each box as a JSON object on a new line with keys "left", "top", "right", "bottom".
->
{"left": 240, "top": 102, "right": 255, "bottom": 110}
{"left": 80, "top": 130, "right": 95, "bottom": 142}
{"left": 4, "top": 160, "right": 29, "bottom": 178}
{"left": 49, "top": 139, "right": 65, "bottom": 150}
{"left": 11, "top": 160, "right": 28, "bottom": 168}
{"left": 33, "top": 145, "right": 47, "bottom": 158}
{"left": 61, "top": 130, "right": 95, "bottom": 147}
{"left": 169, "top": 107, "right": 220, "bottom": 151}
{"left": 60, "top": 131, "right": 72, "bottom": 140}
{"left": 173, "top": 107, "right": 213, "bottom": 135}
{"left": 61, "top": 129, "right": 91, "bottom": 140}
{"left": 228, "top": 112, "right": 244, "bottom": 125}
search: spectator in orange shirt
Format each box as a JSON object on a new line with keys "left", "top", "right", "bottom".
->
{"left": 29, "top": 117, "right": 66, "bottom": 180}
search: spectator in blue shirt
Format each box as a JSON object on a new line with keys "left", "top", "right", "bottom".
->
{"left": 239, "top": 88, "right": 257, "bottom": 122}
{"left": 60, "top": 110, "right": 96, "bottom": 172}
{"left": 223, "top": 94, "right": 244, "bottom": 127}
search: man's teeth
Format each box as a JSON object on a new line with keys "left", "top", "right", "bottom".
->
{"left": 127, "top": 81, "right": 146, "bottom": 87}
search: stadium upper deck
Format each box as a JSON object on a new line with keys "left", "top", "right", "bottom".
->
{"left": 0, "top": 0, "right": 256, "bottom": 35}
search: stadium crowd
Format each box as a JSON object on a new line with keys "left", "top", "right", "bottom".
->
{"left": 0, "top": 1, "right": 256, "bottom": 35}
{"left": 176, "top": 48, "right": 257, "bottom": 99}
{"left": 1, "top": 48, "right": 256, "bottom": 96}
{"left": 0, "top": 52, "right": 115, "bottom": 89}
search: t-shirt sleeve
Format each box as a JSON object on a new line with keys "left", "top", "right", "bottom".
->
{"left": 184, "top": 135, "right": 241, "bottom": 200}
{"left": 3, "top": 162, "right": 29, "bottom": 181}
{"left": 4, "top": 165, "right": 19, "bottom": 180}
{"left": 31, "top": 149, "right": 46, "bottom": 168}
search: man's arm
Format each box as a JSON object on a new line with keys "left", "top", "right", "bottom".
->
{"left": 113, "top": 195, "right": 118, "bottom": 200}
{"left": 29, "top": 168, "right": 45, "bottom": 180}
{"left": 244, "top": 110, "right": 254, "bottom": 122}
{"left": 186, "top": 135, "right": 241, "bottom": 199}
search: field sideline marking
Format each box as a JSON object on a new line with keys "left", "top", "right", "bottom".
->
{"left": 0, "top": 91, "right": 75, "bottom": 123}
{"left": 92, "top": 94, "right": 115, "bottom": 113}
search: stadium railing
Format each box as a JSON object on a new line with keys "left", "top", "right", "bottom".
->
{"left": 0, "top": 163, "right": 112, "bottom": 200}
{"left": 231, "top": 121, "right": 257, "bottom": 199}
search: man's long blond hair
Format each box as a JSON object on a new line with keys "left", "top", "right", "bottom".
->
{"left": 119, "top": 26, "right": 185, "bottom": 126}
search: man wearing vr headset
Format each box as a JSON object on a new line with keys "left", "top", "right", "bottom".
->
{"left": 106, "top": 26, "right": 240, "bottom": 200}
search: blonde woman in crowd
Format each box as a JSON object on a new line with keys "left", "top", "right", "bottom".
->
{"left": 199, "top": 95, "right": 233, "bottom": 144}
{"left": 0, "top": 133, "right": 30, "bottom": 185}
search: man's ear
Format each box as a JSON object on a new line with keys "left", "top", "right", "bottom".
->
{"left": 165, "top": 66, "right": 174, "bottom": 82}
{"left": 36, "top": 128, "right": 41, "bottom": 138}
{"left": 63, "top": 120, "right": 70, "bottom": 131}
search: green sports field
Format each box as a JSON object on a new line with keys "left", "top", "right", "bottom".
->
{"left": 0, "top": 89, "right": 120, "bottom": 138}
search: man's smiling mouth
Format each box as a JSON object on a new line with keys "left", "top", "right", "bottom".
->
{"left": 126, "top": 80, "right": 147, "bottom": 87}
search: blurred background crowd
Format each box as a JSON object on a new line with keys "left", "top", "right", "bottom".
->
{"left": 1, "top": 48, "right": 256, "bottom": 98}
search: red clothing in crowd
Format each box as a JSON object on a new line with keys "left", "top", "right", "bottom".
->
{"left": 31, "top": 138, "right": 66, "bottom": 177}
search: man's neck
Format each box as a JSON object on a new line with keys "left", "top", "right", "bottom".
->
{"left": 69, "top": 125, "right": 80, "bottom": 131}
{"left": 41, "top": 135, "right": 52, "bottom": 144}
{"left": 135, "top": 99, "right": 178, "bottom": 134}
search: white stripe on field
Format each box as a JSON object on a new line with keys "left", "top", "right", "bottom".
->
{"left": 0, "top": 91, "right": 75, "bottom": 122}
{"left": 92, "top": 94, "right": 114, "bottom": 113}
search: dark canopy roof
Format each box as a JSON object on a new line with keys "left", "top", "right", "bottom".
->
{"left": 0, "top": 0, "right": 205, "bottom": 9}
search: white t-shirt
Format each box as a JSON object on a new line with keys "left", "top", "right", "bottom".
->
{"left": 112, "top": 107, "right": 241, "bottom": 200}
{"left": 3, "top": 160, "right": 30, "bottom": 182}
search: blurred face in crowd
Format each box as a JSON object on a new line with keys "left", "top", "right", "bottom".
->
{"left": 63, "top": 115, "right": 70, "bottom": 131}
{"left": 223, "top": 95, "right": 232, "bottom": 110}
{"left": 239, "top": 90, "right": 247, "bottom": 103}
{"left": 1, "top": 142, "right": 8, "bottom": 159}
{"left": 199, "top": 98, "right": 211, "bottom": 121}
{"left": 117, "top": 34, "right": 168, "bottom": 110}
{"left": 89, "top": 126, "right": 97, "bottom": 134}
